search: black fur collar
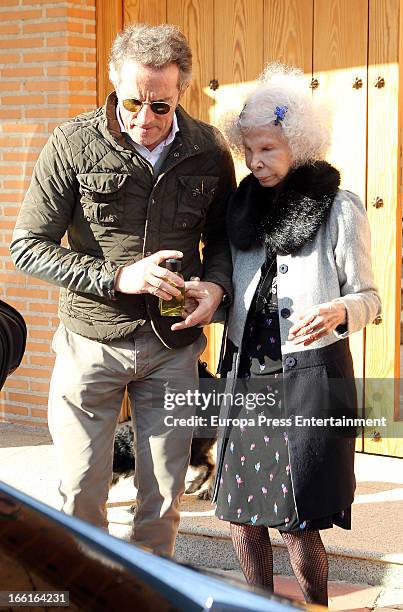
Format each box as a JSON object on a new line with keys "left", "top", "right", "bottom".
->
{"left": 227, "top": 161, "right": 341, "bottom": 254}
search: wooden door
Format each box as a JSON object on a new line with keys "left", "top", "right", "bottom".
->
{"left": 96, "top": 0, "right": 123, "bottom": 104}
{"left": 124, "top": 0, "right": 167, "bottom": 24}
{"left": 212, "top": 0, "right": 264, "bottom": 185}
{"left": 263, "top": 0, "right": 313, "bottom": 73}
{"left": 312, "top": 0, "right": 369, "bottom": 451}
{"left": 167, "top": 0, "right": 214, "bottom": 124}
{"left": 96, "top": 0, "right": 403, "bottom": 454}
{"left": 364, "top": 0, "right": 402, "bottom": 456}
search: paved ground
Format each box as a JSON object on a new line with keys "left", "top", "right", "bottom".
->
{"left": 0, "top": 421, "right": 402, "bottom": 611}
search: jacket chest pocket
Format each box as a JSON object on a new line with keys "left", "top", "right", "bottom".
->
{"left": 174, "top": 175, "right": 219, "bottom": 230}
{"left": 77, "top": 173, "right": 129, "bottom": 226}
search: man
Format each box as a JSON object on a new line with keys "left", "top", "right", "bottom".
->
{"left": 10, "top": 24, "right": 235, "bottom": 558}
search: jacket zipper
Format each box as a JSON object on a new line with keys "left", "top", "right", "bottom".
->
{"left": 142, "top": 141, "right": 205, "bottom": 349}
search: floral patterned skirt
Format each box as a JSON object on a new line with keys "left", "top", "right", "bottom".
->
{"left": 215, "top": 370, "right": 351, "bottom": 532}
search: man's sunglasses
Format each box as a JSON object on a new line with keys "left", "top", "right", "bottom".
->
{"left": 122, "top": 99, "right": 172, "bottom": 115}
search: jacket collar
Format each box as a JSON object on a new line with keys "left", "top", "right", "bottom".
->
{"left": 227, "top": 162, "right": 341, "bottom": 254}
{"left": 104, "top": 91, "right": 128, "bottom": 149}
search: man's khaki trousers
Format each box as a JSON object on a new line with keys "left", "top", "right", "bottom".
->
{"left": 48, "top": 321, "right": 206, "bottom": 558}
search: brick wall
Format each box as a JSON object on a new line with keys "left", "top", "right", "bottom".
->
{"left": 0, "top": 0, "right": 97, "bottom": 425}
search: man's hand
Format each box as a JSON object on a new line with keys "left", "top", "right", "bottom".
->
{"left": 288, "top": 301, "right": 347, "bottom": 346}
{"left": 171, "top": 278, "right": 224, "bottom": 330}
{"left": 115, "top": 250, "right": 184, "bottom": 299}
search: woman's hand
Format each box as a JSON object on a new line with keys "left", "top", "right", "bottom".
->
{"left": 183, "top": 295, "right": 199, "bottom": 318}
{"left": 171, "top": 276, "right": 224, "bottom": 330}
{"left": 288, "top": 301, "right": 347, "bottom": 346}
{"left": 182, "top": 276, "right": 202, "bottom": 318}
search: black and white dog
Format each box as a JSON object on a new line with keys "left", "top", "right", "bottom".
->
{"left": 112, "top": 422, "right": 217, "bottom": 501}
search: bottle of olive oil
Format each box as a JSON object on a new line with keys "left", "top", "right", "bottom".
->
{"left": 159, "top": 258, "right": 184, "bottom": 316}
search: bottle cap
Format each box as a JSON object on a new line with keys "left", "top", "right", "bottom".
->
{"left": 165, "top": 258, "right": 182, "bottom": 272}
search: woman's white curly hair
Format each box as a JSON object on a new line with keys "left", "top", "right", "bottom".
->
{"left": 224, "top": 63, "right": 331, "bottom": 166}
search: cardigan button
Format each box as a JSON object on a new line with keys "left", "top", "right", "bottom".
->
{"left": 173, "top": 152, "right": 180, "bottom": 158}
{"left": 280, "top": 308, "right": 291, "bottom": 318}
{"left": 285, "top": 356, "right": 296, "bottom": 368}
{"left": 279, "top": 264, "right": 288, "bottom": 273}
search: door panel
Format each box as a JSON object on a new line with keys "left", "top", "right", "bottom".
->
{"left": 364, "top": 0, "right": 402, "bottom": 456}
{"left": 313, "top": 0, "right": 369, "bottom": 451}
{"left": 96, "top": 0, "right": 123, "bottom": 104}
{"left": 263, "top": 0, "right": 313, "bottom": 74}
{"left": 313, "top": 0, "right": 368, "bottom": 200}
{"left": 124, "top": 0, "right": 167, "bottom": 24}
{"left": 214, "top": 0, "right": 264, "bottom": 181}
{"left": 215, "top": 0, "right": 264, "bottom": 86}
{"left": 167, "top": 0, "right": 214, "bottom": 123}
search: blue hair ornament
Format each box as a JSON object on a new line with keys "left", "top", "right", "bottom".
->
{"left": 274, "top": 105, "right": 288, "bottom": 125}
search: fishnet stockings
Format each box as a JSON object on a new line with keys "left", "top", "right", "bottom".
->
{"left": 281, "top": 529, "right": 328, "bottom": 605}
{"left": 230, "top": 522, "right": 274, "bottom": 591}
{"left": 230, "top": 523, "right": 329, "bottom": 606}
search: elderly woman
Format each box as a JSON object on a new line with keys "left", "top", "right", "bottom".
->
{"left": 212, "top": 65, "right": 381, "bottom": 605}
